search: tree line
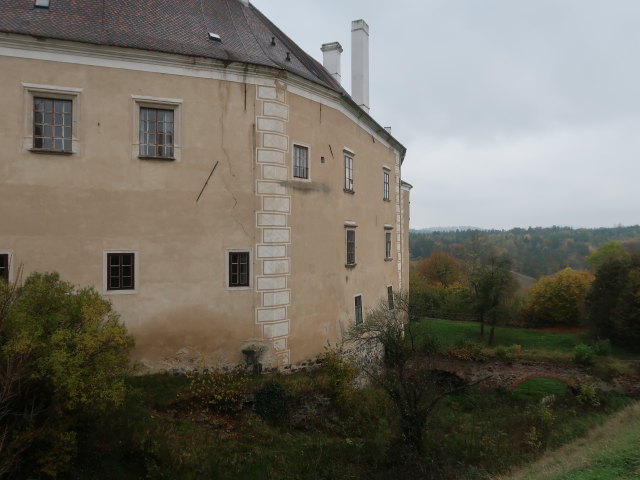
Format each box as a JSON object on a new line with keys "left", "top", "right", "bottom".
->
{"left": 410, "top": 225, "right": 640, "bottom": 278}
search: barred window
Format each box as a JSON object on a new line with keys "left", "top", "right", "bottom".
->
{"left": 383, "top": 170, "right": 390, "bottom": 200}
{"left": 344, "top": 154, "right": 354, "bottom": 192}
{"left": 0, "top": 254, "right": 9, "bottom": 283}
{"left": 355, "top": 295, "right": 363, "bottom": 325}
{"left": 139, "top": 107, "right": 174, "bottom": 158}
{"left": 107, "top": 253, "right": 135, "bottom": 290}
{"left": 33, "top": 97, "right": 72, "bottom": 152}
{"left": 229, "top": 251, "right": 250, "bottom": 287}
{"left": 293, "top": 145, "right": 309, "bottom": 179}
{"left": 346, "top": 229, "right": 356, "bottom": 266}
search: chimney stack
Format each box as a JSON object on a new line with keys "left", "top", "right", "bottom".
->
{"left": 351, "top": 19, "right": 370, "bottom": 113}
{"left": 321, "top": 42, "right": 343, "bottom": 84}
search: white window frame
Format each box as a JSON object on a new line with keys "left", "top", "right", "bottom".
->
{"left": 384, "top": 225, "right": 393, "bottom": 261}
{"left": 292, "top": 143, "right": 310, "bottom": 180}
{"left": 225, "top": 248, "right": 253, "bottom": 290}
{"left": 103, "top": 250, "right": 139, "bottom": 295}
{"left": 0, "top": 250, "right": 14, "bottom": 283}
{"left": 383, "top": 167, "right": 391, "bottom": 201}
{"left": 132, "top": 95, "right": 182, "bottom": 162}
{"left": 22, "top": 83, "right": 82, "bottom": 155}
{"left": 345, "top": 222, "right": 357, "bottom": 268}
{"left": 354, "top": 294, "right": 363, "bottom": 325}
{"left": 344, "top": 148, "right": 355, "bottom": 193}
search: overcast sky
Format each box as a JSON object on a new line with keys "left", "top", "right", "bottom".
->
{"left": 251, "top": 0, "right": 640, "bottom": 230}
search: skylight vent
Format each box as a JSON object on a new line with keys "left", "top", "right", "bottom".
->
{"left": 34, "top": 0, "right": 50, "bottom": 8}
{"left": 208, "top": 33, "right": 221, "bottom": 42}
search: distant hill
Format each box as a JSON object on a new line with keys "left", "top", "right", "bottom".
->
{"left": 411, "top": 226, "right": 481, "bottom": 234}
{"left": 410, "top": 225, "right": 640, "bottom": 278}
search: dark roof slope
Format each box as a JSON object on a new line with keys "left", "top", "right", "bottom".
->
{"left": 0, "top": 0, "right": 343, "bottom": 93}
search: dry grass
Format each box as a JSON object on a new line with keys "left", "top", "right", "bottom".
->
{"left": 493, "top": 402, "right": 640, "bottom": 480}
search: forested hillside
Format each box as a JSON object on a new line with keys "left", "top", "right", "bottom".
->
{"left": 410, "top": 225, "right": 640, "bottom": 277}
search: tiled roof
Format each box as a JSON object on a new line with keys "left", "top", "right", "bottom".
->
{"left": 0, "top": 0, "right": 343, "bottom": 94}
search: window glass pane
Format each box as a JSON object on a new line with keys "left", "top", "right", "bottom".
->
{"left": 64, "top": 139, "right": 72, "bottom": 151}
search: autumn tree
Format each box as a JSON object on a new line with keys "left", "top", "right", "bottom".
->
{"left": 0, "top": 272, "right": 134, "bottom": 478}
{"left": 524, "top": 268, "right": 594, "bottom": 327}
{"left": 415, "top": 251, "right": 466, "bottom": 287}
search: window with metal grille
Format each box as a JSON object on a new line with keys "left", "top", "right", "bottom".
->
{"left": 293, "top": 144, "right": 309, "bottom": 179}
{"left": 355, "top": 295, "right": 363, "bottom": 325}
{"left": 33, "top": 97, "right": 72, "bottom": 152}
{"left": 385, "top": 231, "right": 392, "bottom": 259}
{"left": 0, "top": 254, "right": 8, "bottom": 283}
{"left": 387, "top": 285, "right": 394, "bottom": 310}
{"left": 346, "top": 229, "right": 356, "bottom": 266}
{"left": 383, "top": 170, "right": 390, "bottom": 200}
{"left": 107, "top": 253, "right": 135, "bottom": 290}
{"left": 229, "top": 251, "right": 250, "bottom": 287}
{"left": 139, "top": 107, "right": 174, "bottom": 158}
{"left": 344, "top": 154, "right": 354, "bottom": 192}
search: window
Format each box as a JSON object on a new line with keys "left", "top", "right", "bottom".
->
{"left": 33, "top": 97, "right": 72, "bottom": 152}
{"left": 346, "top": 228, "right": 356, "bottom": 266}
{"left": 293, "top": 144, "right": 309, "bottom": 179}
{"left": 387, "top": 285, "right": 394, "bottom": 310}
{"left": 354, "top": 295, "right": 363, "bottom": 325}
{"left": 23, "top": 83, "right": 81, "bottom": 154}
{"left": 229, "top": 251, "right": 250, "bottom": 287}
{"left": 344, "top": 154, "right": 354, "bottom": 192}
{"left": 139, "top": 107, "right": 174, "bottom": 158}
{"left": 107, "top": 253, "right": 135, "bottom": 291}
{"left": 132, "top": 95, "right": 181, "bottom": 161}
{"left": 0, "top": 254, "right": 9, "bottom": 283}
{"left": 383, "top": 170, "right": 390, "bottom": 201}
{"left": 385, "top": 231, "right": 392, "bottom": 260}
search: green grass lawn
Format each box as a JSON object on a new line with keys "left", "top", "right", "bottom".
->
{"left": 513, "top": 378, "right": 570, "bottom": 401}
{"left": 494, "top": 402, "right": 640, "bottom": 480}
{"left": 413, "top": 318, "right": 638, "bottom": 359}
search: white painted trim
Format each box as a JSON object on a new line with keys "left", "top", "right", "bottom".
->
{"left": 344, "top": 221, "right": 358, "bottom": 228}
{"left": 225, "top": 248, "right": 253, "bottom": 290}
{"left": 131, "top": 96, "right": 182, "bottom": 162}
{"left": 102, "top": 250, "right": 139, "bottom": 295}
{"left": 384, "top": 224, "right": 394, "bottom": 230}
{"left": 343, "top": 147, "right": 356, "bottom": 156}
{"left": 22, "top": 82, "right": 83, "bottom": 93}
{"left": 0, "top": 250, "right": 14, "bottom": 284}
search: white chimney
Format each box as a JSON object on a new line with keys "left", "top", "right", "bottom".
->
{"left": 351, "top": 19, "right": 370, "bottom": 113}
{"left": 321, "top": 42, "right": 343, "bottom": 84}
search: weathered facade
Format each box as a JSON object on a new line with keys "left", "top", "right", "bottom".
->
{"left": 0, "top": 0, "right": 410, "bottom": 371}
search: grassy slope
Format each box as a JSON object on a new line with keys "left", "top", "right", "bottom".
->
{"left": 417, "top": 318, "right": 638, "bottom": 359}
{"left": 493, "top": 402, "right": 640, "bottom": 480}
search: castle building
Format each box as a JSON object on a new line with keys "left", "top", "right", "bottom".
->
{"left": 0, "top": 0, "right": 410, "bottom": 371}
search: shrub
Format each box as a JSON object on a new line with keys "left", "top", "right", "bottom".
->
{"left": 494, "top": 344, "right": 521, "bottom": 360}
{"left": 445, "top": 339, "right": 487, "bottom": 361}
{"left": 186, "top": 369, "right": 249, "bottom": 412}
{"left": 255, "top": 380, "right": 288, "bottom": 426}
{"left": 591, "top": 338, "right": 612, "bottom": 357}
{"left": 320, "top": 346, "right": 357, "bottom": 404}
{"left": 575, "top": 379, "right": 601, "bottom": 408}
{"left": 573, "top": 344, "right": 594, "bottom": 366}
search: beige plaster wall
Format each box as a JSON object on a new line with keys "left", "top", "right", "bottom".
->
{"left": 0, "top": 49, "right": 408, "bottom": 371}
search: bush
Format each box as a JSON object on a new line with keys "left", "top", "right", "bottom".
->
{"left": 445, "top": 339, "right": 487, "bottom": 361}
{"left": 573, "top": 344, "right": 594, "bottom": 366}
{"left": 494, "top": 344, "right": 521, "bottom": 360}
{"left": 0, "top": 272, "right": 134, "bottom": 478}
{"left": 255, "top": 380, "right": 288, "bottom": 426}
{"left": 185, "top": 369, "right": 249, "bottom": 413}
{"left": 591, "top": 338, "right": 612, "bottom": 357}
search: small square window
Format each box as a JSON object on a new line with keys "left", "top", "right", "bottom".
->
{"left": 107, "top": 253, "right": 135, "bottom": 290}
{"left": 387, "top": 285, "right": 394, "bottom": 310}
{"left": 293, "top": 144, "right": 309, "bottom": 179}
{"left": 229, "top": 251, "right": 250, "bottom": 287}
{"left": 344, "top": 154, "right": 354, "bottom": 192}
{"left": 0, "top": 254, "right": 9, "bottom": 283}
{"left": 355, "top": 295, "right": 363, "bottom": 325}
{"left": 346, "top": 229, "right": 356, "bottom": 267}
{"left": 383, "top": 170, "right": 390, "bottom": 201}
{"left": 139, "top": 107, "right": 174, "bottom": 159}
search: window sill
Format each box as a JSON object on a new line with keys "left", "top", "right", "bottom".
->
{"left": 345, "top": 263, "right": 357, "bottom": 269}
{"left": 138, "top": 155, "right": 176, "bottom": 161}
{"left": 385, "top": 258, "right": 394, "bottom": 262}
{"left": 383, "top": 198, "right": 391, "bottom": 202}
{"left": 29, "top": 148, "right": 73, "bottom": 155}
{"left": 343, "top": 189, "right": 355, "bottom": 195}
